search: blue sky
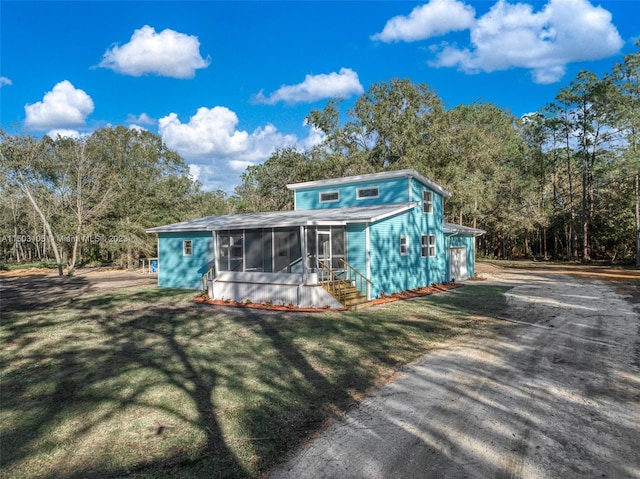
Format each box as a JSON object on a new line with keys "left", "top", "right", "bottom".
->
{"left": 1, "top": 0, "right": 638, "bottom": 192}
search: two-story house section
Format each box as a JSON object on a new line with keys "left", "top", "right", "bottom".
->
{"left": 146, "top": 169, "right": 485, "bottom": 309}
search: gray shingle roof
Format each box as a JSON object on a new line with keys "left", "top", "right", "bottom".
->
{"left": 146, "top": 202, "right": 419, "bottom": 233}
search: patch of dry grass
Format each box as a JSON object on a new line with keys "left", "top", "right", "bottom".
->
{"left": 0, "top": 283, "right": 508, "bottom": 478}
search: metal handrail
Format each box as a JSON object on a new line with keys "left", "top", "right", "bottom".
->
{"left": 201, "top": 265, "right": 216, "bottom": 292}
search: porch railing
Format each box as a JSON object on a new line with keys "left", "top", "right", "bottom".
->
{"left": 318, "top": 261, "right": 348, "bottom": 301}
{"left": 201, "top": 265, "right": 215, "bottom": 292}
{"left": 140, "top": 257, "right": 158, "bottom": 274}
{"left": 339, "top": 258, "right": 372, "bottom": 301}
{"left": 318, "top": 259, "right": 371, "bottom": 302}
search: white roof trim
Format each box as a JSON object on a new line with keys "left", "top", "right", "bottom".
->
{"left": 286, "top": 169, "right": 451, "bottom": 198}
{"left": 370, "top": 202, "right": 419, "bottom": 222}
{"left": 444, "top": 222, "right": 486, "bottom": 236}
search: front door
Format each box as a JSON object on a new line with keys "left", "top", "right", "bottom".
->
{"left": 449, "top": 246, "right": 468, "bottom": 281}
{"left": 317, "top": 231, "right": 331, "bottom": 271}
{"left": 315, "top": 231, "right": 331, "bottom": 283}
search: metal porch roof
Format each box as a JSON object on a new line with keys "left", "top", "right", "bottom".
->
{"left": 444, "top": 222, "right": 486, "bottom": 236}
{"left": 146, "top": 202, "right": 419, "bottom": 233}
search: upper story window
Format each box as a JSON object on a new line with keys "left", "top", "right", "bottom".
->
{"left": 319, "top": 191, "right": 339, "bottom": 203}
{"left": 183, "top": 240, "right": 193, "bottom": 257}
{"left": 423, "top": 190, "right": 433, "bottom": 214}
{"left": 421, "top": 234, "right": 436, "bottom": 257}
{"left": 400, "top": 235, "right": 409, "bottom": 256}
{"left": 356, "top": 186, "right": 380, "bottom": 200}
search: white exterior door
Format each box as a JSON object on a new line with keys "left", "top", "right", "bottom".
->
{"left": 450, "top": 246, "right": 467, "bottom": 281}
{"left": 317, "top": 231, "right": 331, "bottom": 269}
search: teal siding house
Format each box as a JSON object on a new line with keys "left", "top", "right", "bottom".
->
{"left": 147, "top": 170, "right": 484, "bottom": 309}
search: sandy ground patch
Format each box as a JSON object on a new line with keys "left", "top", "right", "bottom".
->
{"left": 270, "top": 267, "right": 640, "bottom": 479}
{"left": 0, "top": 269, "right": 157, "bottom": 313}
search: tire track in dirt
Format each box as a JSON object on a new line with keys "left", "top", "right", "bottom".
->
{"left": 0, "top": 270, "right": 157, "bottom": 313}
{"left": 269, "top": 269, "right": 640, "bottom": 479}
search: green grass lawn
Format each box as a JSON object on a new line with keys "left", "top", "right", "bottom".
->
{"left": 1, "top": 282, "right": 509, "bottom": 479}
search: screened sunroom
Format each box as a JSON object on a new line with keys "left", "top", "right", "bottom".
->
{"left": 216, "top": 226, "right": 346, "bottom": 275}
{"left": 147, "top": 202, "right": 416, "bottom": 307}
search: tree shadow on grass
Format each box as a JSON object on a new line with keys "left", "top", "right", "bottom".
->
{"left": 0, "top": 273, "right": 93, "bottom": 313}
{"left": 423, "top": 283, "right": 511, "bottom": 320}
{"left": 1, "top": 293, "right": 249, "bottom": 479}
{"left": 216, "top": 301, "right": 486, "bottom": 476}
{"left": 229, "top": 311, "right": 368, "bottom": 464}
{"left": 1, "top": 283, "right": 511, "bottom": 479}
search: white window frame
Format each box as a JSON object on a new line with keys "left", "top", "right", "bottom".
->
{"left": 319, "top": 190, "right": 340, "bottom": 203}
{"left": 183, "top": 240, "right": 193, "bottom": 257}
{"left": 421, "top": 234, "right": 436, "bottom": 257}
{"left": 400, "top": 235, "right": 409, "bottom": 256}
{"left": 423, "top": 190, "right": 433, "bottom": 214}
{"left": 356, "top": 186, "right": 380, "bottom": 200}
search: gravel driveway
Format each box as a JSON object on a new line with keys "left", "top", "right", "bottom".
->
{"left": 269, "top": 269, "right": 640, "bottom": 478}
{"left": 0, "top": 269, "right": 157, "bottom": 312}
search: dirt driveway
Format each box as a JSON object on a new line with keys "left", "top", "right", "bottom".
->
{"left": 269, "top": 266, "right": 640, "bottom": 478}
{"left": 0, "top": 268, "right": 157, "bottom": 313}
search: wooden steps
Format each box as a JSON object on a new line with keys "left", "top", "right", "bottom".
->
{"left": 324, "top": 280, "right": 373, "bottom": 310}
{"left": 319, "top": 261, "right": 374, "bottom": 310}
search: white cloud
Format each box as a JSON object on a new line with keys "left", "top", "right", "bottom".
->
{"left": 127, "top": 112, "right": 155, "bottom": 125}
{"left": 185, "top": 163, "right": 230, "bottom": 191}
{"left": 0, "top": 77, "right": 12, "bottom": 87}
{"left": 188, "top": 164, "right": 201, "bottom": 182}
{"left": 228, "top": 159, "right": 254, "bottom": 172}
{"left": 159, "top": 107, "right": 326, "bottom": 191}
{"left": 159, "top": 107, "right": 258, "bottom": 159}
{"left": 430, "top": 0, "right": 623, "bottom": 84}
{"left": 24, "top": 80, "right": 94, "bottom": 130}
{"left": 253, "top": 68, "right": 364, "bottom": 105}
{"left": 158, "top": 106, "right": 297, "bottom": 189}
{"left": 98, "top": 25, "right": 210, "bottom": 78}
{"left": 128, "top": 124, "right": 147, "bottom": 132}
{"left": 45, "top": 129, "right": 83, "bottom": 140}
{"left": 299, "top": 122, "right": 326, "bottom": 150}
{"left": 372, "top": 0, "right": 476, "bottom": 42}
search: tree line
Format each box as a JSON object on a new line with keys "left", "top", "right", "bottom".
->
{"left": 236, "top": 43, "right": 639, "bottom": 264}
{"left": 0, "top": 127, "right": 229, "bottom": 274}
{"left": 2, "top": 44, "right": 638, "bottom": 273}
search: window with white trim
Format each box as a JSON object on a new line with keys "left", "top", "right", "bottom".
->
{"left": 400, "top": 235, "right": 409, "bottom": 256}
{"left": 423, "top": 190, "right": 433, "bottom": 214}
{"left": 219, "top": 231, "right": 243, "bottom": 271}
{"left": 357, "top": 186, "right": 379, "bottom": 199}
{"left": 421, "top": 234, "right": 436, "bottom": 257}
{"left": 183, "top": 240, "right": 193, "bottom": 257}
{"left": 319, "top": 191, "right": 339, "bottom": 203}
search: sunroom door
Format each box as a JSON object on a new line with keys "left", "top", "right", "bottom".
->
{"left": 317, "top": 231, "right": 331, "bottom": 271}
